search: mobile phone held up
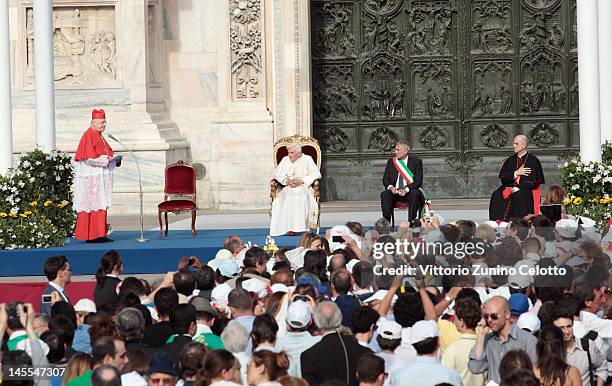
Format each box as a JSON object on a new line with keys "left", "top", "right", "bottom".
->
{"left": 41, "top": 294, "right": 53, "bottom": 304}
{"left": 332, "top": 235, "right": 344, "bottom": 243}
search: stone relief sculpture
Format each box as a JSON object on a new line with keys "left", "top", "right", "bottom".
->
{"left": 313, "top": 65, "right": 359, "bottom": 121}
{"left": 368, "top": 126, "right": 398, "bottom": 152}
{"left": 480, "top": 123, "right": 509, "bottom": 148}
{"left": 520, "top": 11, "right": 564, "bottom": 51}
{"left": 472, "top": 61, "right": 513, "bottom": 117}
{"left": 445, "top": 152, "right": 483, "bottom": 180}
{"left": 230, "top": 0, "right": 262, "bottom": 99}
{"left": 312, "top": 2, "right": 355, "bottom": 59}
{"left": 26, "top": 9, "right": 34, "bottom": 79}
{"left": 362, "top": 54, "right": 405, "bottom": 120}
{"left": 529, "top": 122, "right": 558, "bottom": 147}
{"left": 471, "top": 0, "right": 512, "bottom": 53}
{"left": 419, "top": 125, "right": 447, "bottom": 150}
{"left": 412, "top": 61, "right": 453, "bottom": 119}
{"left": 526, "top": 0, "right": 559, "bottom": 9}
{"left": 520, "top": 51, "right": 564, "bottom": 114}
{"left": 89, "top": 31, "right": 116, "bottom": 80}
{"left": 361, "top": 1, "right": 404, "bottom": 56}
{"left": 323, "top": 127, "right": 350, "bottom": 153}
{"left": 570, "top": 61, "right": 579, "bottom": 115}
{"left": 407, "top": 1, "right": 456, "bottom": 56}
{"left": 25, "top": 6, "right": 118, "bottom": 87}
{"left": 147, "top": 5, "right": 160, "bottom": 84}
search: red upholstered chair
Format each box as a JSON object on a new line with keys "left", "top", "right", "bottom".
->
{"left": 270, "top": 135, "right": 322, "bottom": 230}
{"left": 158, "top": 160, "right": 197, "bottom": 237}
{"left": 391, "top": 201, "right": 422, "bottom": 228}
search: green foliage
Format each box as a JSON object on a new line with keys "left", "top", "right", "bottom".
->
{"left": 0, "top": 149, "right": 76, "bottom": 249}
{"left": 559, "top": 142, "right": 612, "bottom": 228}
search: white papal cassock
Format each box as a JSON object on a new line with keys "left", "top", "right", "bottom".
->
{"left": 270, "top": 154, "right": 321, "bottom": 236}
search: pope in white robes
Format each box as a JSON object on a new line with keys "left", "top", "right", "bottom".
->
{"left": 270, "top": 143, "right": 321, "bottom": 236}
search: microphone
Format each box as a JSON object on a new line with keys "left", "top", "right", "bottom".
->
{"left": 106, "top": 132, "right": 149, "bottom": 243}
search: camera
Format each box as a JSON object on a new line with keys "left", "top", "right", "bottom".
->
{"left": 332, "top": 235, "right": 344, "bottom": 243}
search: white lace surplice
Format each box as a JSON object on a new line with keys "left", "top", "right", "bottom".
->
{"left": 73, "top": 155, "right": 116, "bottom": 213}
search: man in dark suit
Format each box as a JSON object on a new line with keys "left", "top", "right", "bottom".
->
{"left": 161, "top": 303, "right": 197, "bottom": 366}
{"left": 301, "top": 301, "right": 372, "bottom": 386}
{"left": 381, "top": 140, "right": 424, "bottom": 225}
{"left": 40, "top": 255, "right": 72, "bottom": 315}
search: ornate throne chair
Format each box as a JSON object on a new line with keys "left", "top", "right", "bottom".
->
{"left": 157, "top": 160, "right": 197, "bottom": 237}
{"left": 270, "top": 135, "right": 322, "bottom": 231}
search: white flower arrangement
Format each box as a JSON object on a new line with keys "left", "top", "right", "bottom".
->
{"left": 0, "top": 148, "right": 76, "bottom": 249}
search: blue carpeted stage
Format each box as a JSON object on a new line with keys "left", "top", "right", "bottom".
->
{"left": 0, "top": 229, "right": 305, "bottom": 277}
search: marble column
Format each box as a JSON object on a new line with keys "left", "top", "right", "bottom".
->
{"left": 577, "top": 0, "right": 602, "bottom": 162}
{"left": 211, "top": 0, "right": 274, "bottom": 210}
{"left": 33, "top": 0, "right": 56, "bottom": 151}
{"left": 0, "top": 0, "right": 12, "bottom": 174}
{"left": 270, "top": 0, "right": 313, "bottom": 141}
{"left": 598, "top": 0, "right": 612, "bottom": 144}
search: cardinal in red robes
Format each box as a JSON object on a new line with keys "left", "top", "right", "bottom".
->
{"left": 73, "top": 109, "right": 121, "bottom": 243}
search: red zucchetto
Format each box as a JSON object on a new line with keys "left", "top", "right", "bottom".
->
{"left": 91, "top": 109, "right": 106, "bottom": 120}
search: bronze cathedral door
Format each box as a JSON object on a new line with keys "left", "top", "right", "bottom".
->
{"left": 311, "top": 0, "right": 578, "bottom": 200}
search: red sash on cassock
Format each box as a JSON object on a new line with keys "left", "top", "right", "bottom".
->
{"left": 75, "top": 128, "right": 114, "bottom": 161}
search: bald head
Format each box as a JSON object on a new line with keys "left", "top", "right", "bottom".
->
{"left": 314, "top": 301, "right": 342, "bottom": 331}
{"left": 483, "top": 296, "right": 510, "bottom": 333}
{"left": 486, "top": 296, "right": 509, "bottom": 311}
{"left": 513, "top": 135, "right": 528, "bottom": 155}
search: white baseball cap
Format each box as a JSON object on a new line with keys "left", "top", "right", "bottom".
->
{"left": 409, "top": 320, "right": 439, "bottom": 344}
{"left": 74, "top": 298, "right": 96, "bottom": 313}
{"left": 270, "top": 283, "right": 289, "bottom": 293}
{"left": 555, "top": 219, "right": 579, "bottom": 239}
{"left": 377, "top": 319, "right": 402, "bottom": 340}
{"left": 507, "top": 269, "right": 534, "bottom": 289}
{"left": 242, "top": 278, "right": 269, "bottom": 298}
{"left": 516, "top": 312, "right": 541, "bottom": 333}
{"left": 211, "top": 283, "right": 232, "bottom": 306}
{"left": 346, "top": 259, "right": 359, "bottom": 274}
{"left": 286, "top": 300, "right": 312, "bottom": 329}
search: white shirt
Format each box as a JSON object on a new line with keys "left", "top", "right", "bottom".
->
{"left": 121, "top": 371, "right": 147, "bottom": 386}
{"left": 579, "top": 311, "right": 612, "bottom": 339}
{"left": 49, "top": 282, "right": 69, "bottom": 302}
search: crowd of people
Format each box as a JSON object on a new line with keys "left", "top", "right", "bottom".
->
{"left": 0, "top": 206, "right": 611, "bottom": 386}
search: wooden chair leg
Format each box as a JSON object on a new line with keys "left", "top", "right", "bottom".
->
{"left": 158, "top": 210, "right": 163, "bottom": 238}
{"left": 164, "top": 212, "right": 169, "bottom": 236}
{"left": 191, "top": 210, "right": 197, "bottom": 237}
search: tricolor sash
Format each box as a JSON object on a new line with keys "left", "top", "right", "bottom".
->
{"left": 392, "top": 158, "right": 432, "bottom": 215}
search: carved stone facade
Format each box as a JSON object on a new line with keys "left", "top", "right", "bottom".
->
{"left": 22, "top": 5, "right": 119, "bottom": 87}
{"left": 229, "top": 0, "right": 262, "bottom": 100}
{"left": 6, "top": 0, "right": 581, "bottom": 212}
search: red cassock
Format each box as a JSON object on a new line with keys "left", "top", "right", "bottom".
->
{"left": 73, "top": 109, "right": 114, "bottom": 241}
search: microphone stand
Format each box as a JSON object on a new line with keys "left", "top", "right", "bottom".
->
{"left": 107, "top": 133, "right": 149, "bottom": 243}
